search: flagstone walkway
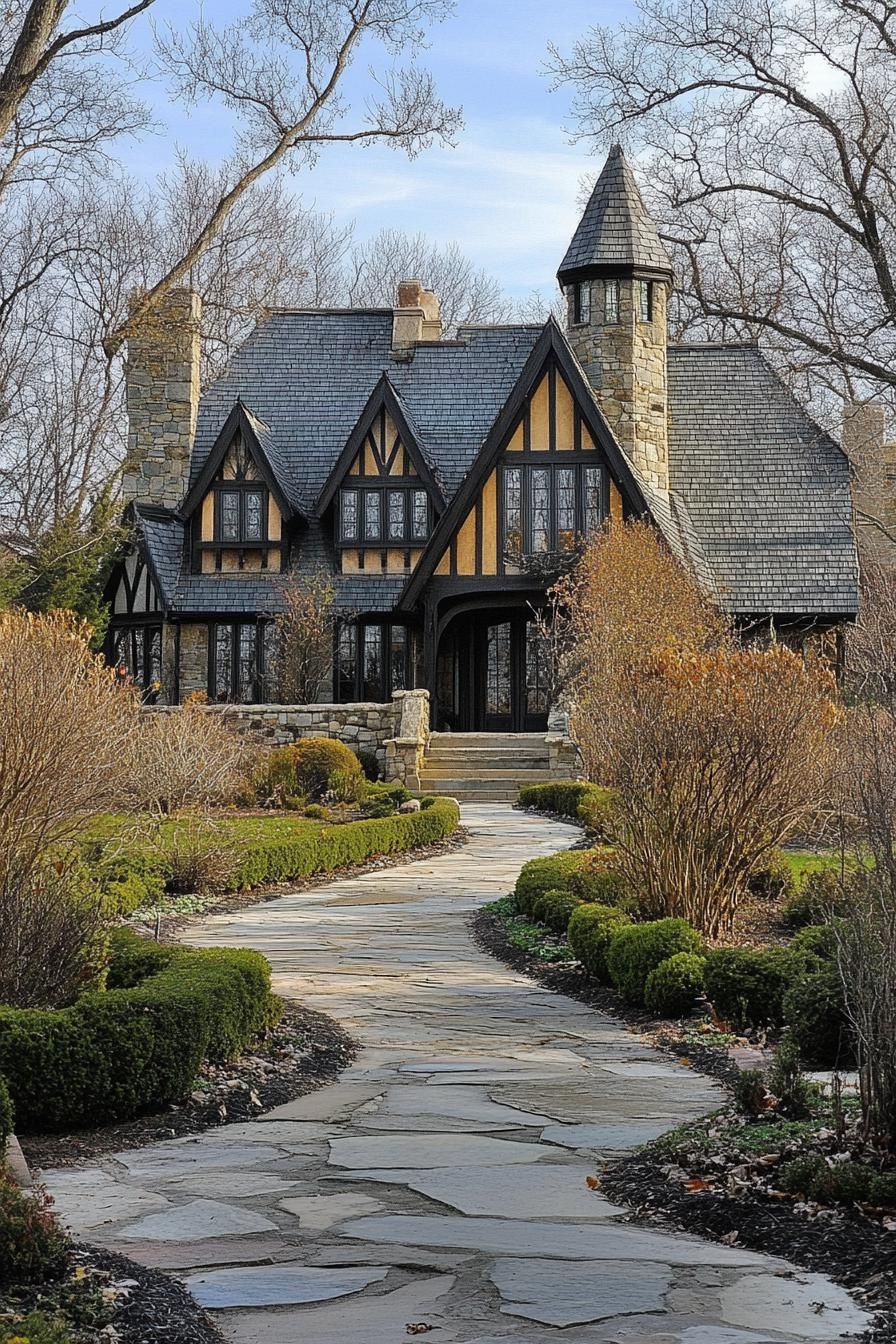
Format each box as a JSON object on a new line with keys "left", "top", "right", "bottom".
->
{"left": 42, "top": 805, "right": 869, "bottom": 1343}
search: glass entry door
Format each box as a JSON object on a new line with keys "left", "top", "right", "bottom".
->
{"left": 482, "top": 615, "right": 549, "bottom": 732}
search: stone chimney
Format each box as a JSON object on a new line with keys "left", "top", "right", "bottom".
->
{"left": 844, "top": 401, "right": 896, "bottom": 566}
{"left": 122, "top": 287, "right": 202, "bottom": 510}
{"left": 392, "top": 278, "right": 442, "bottom": 351}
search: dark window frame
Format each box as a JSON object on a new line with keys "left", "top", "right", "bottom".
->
{"left": 638, "top": 280, "right": 654, "bottom": 323}
{"left": 572, "top": 280, "right": 591, "bottom": 326}
{"left": 212, "top": 482, "right": 269, "bottom": 545}
{"left": 338, "top": 484, "right": 432, "bottom": 546}
{"left": 501, "top": 461, "right": 608, "bottom": 557}
{"left": 208, "top": 619, "right": 272, "bottom": 703}
{"left": 335, "top": 619, "right": 416, "bottom": 702}
{"left": 108, "top": 622, "right": 163, "bottom": 699}
{"left": 604, "top": 278, "right": 620, "bottom": 325}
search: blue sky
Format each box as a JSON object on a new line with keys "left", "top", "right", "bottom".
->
{"left": 125, "top": 0, "right": 629, "bottom": 302}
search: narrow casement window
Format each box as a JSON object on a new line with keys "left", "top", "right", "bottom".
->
{"left": 639, "top": 280, "right": 653, "bottom": 322}
{"left": 530, "top": 468, "right": 551, "bottom": 553}
{"left": 504, "top": 467, "right": 522, "bottom": 557}
{"left": 364, "top": 490, "right": 382, "bottom": 540}
{"left": 214, "top": 624, "right": 233, "bottom": 700}
{"left": 245, "top": 490, "right": 264, "bottom": 541}
{"left": 237, "top": 624, "right": 257, "bottom": 701}
{"left": 221, "top": 491, "right": 240, "bottom": 541}
{"left": 573, "top": 281, "right": 591, "bottom": 325}
{"left": 604, "top": 279, "right": 620, "bottom": 324}
{"left": 362, "top": 625, "right": 383, "bottom": 700}
{"left": 210, "top": 623, "right": 267, "bottom": 703}
{"left": 390, "top": 624, "right": 408, "bottom": 691}
{"left": 341, "top": 489, "right": 358, "bottom": 541}
{"left": 584, "top": 467, "right": 603, "bottom": 535}
{"left": 388, "top": 489, "right": 405, "bottom": 541}
{"left": 556, "top": 468, "right": 576, "bottom": 549}
{"left": 338, "top": 623, "right": 357, "bottom": 700}
{"left": 411, "top": 490, "right": 429, "bottom": 541}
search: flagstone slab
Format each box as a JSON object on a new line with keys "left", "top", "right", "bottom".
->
{"left": 114, "top": 1143, "right": 290, "bottom": 1180}
{"left": 719, "top": 1273, "right": 871, "bottom": 1339}
{"left": 309, "top": 1244, "right": 473, "bottom": 1270}
{"left": 334, "top": 1163, "right": 623, "bottom": 1219}
{"left": 113, "top": 1199, "right": 279, "bottom": 1242}
{"left": 216, "top": 1274, "right": 457, "bottom": 1344}
{"left": 541, "top": 1122, "right": 675, "bottom": 1151}
{"left": 156, "top": 1172, "right": 299, "bottom": 1198}
{"left": 488, "top": 1256, "right": 673, "bottom": 1325}
{"left": 183, "top": 1263, "right": 389, "bottom": 1308}
{"left": 373, "top": 1082, "right": 555, "bottom": 1126}
{"left": 36, "top": 1170, "right": 171, "bottom": 1230}
{"left": 339, "top": 1215, "right": 772, "bottom": 1266}
{"left": 120, "top": 1237, "right": 287, "bottom": 1271}
{"left": 279, "top": 1192, "right": 383, "bottom": 1229}
{"left": 328, "top": 1133, "right": 547, "bottom": 1169}
{"left": 257, "top": 1083, "right": 385, "bottom": 1122}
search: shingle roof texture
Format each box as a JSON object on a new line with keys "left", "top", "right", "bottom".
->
{"left": 558, "top": 144, "right": 674, "bottom": 282}
{"left": 137, "top": 316, "right": 857, "bottom": 621}
{"left": 666, "top": 344, "right": 858, "bottom": 614}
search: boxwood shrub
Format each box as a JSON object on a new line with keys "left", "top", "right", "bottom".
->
{"left": 644, "top": 952, "right": 706, "bottom": 1018}
{"left": 514, "top": 850, "right": 593, "bottom": 916}
{"left": 531, "top": 888, "right": 584, "bottom": 934}
{"left": 0, "top": 930, "right": 280, "bottom": 1133}
{"left": 227, "top": 797, "right": 460, "bottom": 891}
{"left": 703, "top": 945, "right": 817, "bottom": 1031}
{"left": 517, "top": 781, "right": 616, "bottom": 837}
{"left": 606, "top": 919, "right": 703, "bottom": 1005}
{"left": 568, "top": 903, "right": 632, "bottom": 982}
{"left": 782, "top": 962, "right": 853, "bottom": 1068}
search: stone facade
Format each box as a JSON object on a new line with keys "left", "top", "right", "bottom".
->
{"left": 566, "top": 277, "right": 670, "bottom": 492}
{"left": 844, "top": 402, "right": 896, "bottom": 567}
{"left": 122, "top": 288, "right": 201, "bottom": 509}
{"left": 177, "top": 622, "right": 209, "bottom": 700}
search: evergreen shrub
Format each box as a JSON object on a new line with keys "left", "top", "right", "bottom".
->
{"left": 567, "top": 902, "right": 632, "bottom": 982}
{"left": 782, "top": 963, "right": 853, "bottom": 1068}
{"left": 0, "top": 930, "right": 279, "bottom": 1132}
{"left": 531, "top": 889, "right": 583, "bottom": 934}
{"left": 606, "top": 919, "right": 702, "bottom": 1005}
{"left": 0, "top": 1077, "right": 12, "bottom": 1148}
{"left": 703, "top": 945, "right": 816, "bottom": 1031}
{"left": 513, "top": 851, "right": 593, "bottom": 916}
{"left": 643, "top": 952, "right": 706, "bottom": 1017}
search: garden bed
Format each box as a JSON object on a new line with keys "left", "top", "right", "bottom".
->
{"left": 20, "top": 1002, "right": 356, "bottom": 1169}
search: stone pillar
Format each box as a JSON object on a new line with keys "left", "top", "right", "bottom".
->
{"left": 844, "top": 402, "right": 896, "bottom": 567}
{"left": 384, "top": 688, "right": 430, "bottom": 786}
{"left": 566, "top": 276, "right": 670, "bottom": 493}
{"left": 122, "top": 288, "right": 202, "bottom": 510}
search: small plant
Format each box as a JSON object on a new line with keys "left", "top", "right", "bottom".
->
{"left": 783, "top": 962, "right": 853, "bottom": 1068}
{"left": 767, "top": 1030, "right": 814, "bottom": 1119}
{"left": 783, "top": 867, "right": 852, "bottom": 928}
{"left": 531, "top": 888, "right": 583, "bottom": 934}
{"left": 164, "top": 815, "right": 236, "bottom": 896}
{"left": 357, "top": 749, "right": 382, "bottom": 782}
{"left": 304, "top": 803, "right": 327, "bottom": 820}
{"left": 567, "top": 902, "right": 632, "bottom": 981}
{"left": 747, "top": 852, "right": 795, "bottom": 903}
{"left": 1, "top": 1311, "right": 74, "bottom": 1344}
{"left": 0, "top": 1174, "right": 69, "bottom": 1284}
{"left": 733, "top": 1069, "right": 769, "bottom": 1117}
{"left": 643, "top": 952, "right": 706, "bottom": 1017}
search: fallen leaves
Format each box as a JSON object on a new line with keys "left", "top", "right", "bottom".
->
{"left": 586, "top": 1175, "right": 601, "bottom": 1190}
{"left": 405, "top": 1325, "right": 434, "bottom": 1336}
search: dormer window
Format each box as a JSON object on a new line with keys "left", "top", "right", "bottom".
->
{"left": 572, "top": 281, "right": 591, "bottom": 326}
{"left": 604, "top": 279, "right": 620, "bottom": 324}
{"left": 215, "top": 485, "right": 267, "bottom": 543}
{"left": 339, "top": 486, "right": 431, "bottom": 545}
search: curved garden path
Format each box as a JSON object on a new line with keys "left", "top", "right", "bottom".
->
{"left": 43, "top": 805, "right": 869, "bottom": 1343}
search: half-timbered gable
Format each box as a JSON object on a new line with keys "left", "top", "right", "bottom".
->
{"left": 180, "top": 401, "right": 295, "bottom": 576}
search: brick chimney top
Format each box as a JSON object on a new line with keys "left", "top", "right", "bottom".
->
{"left": 393, "top": 278, "right": 442, "bottom": 351}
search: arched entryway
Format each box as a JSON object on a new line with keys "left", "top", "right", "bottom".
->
{"left": 434, "top": 597, "right": 551, "bottom": 732}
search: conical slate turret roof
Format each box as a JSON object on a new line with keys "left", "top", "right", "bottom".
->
{"left": 558, "top": 144, "right": 673, "bottom": 284}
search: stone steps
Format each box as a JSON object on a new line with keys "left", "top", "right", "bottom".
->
{"left": 420, "top": 732, "right": 552, "bottom": 803}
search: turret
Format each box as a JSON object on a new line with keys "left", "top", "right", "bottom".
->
{"left": 558, "top": 145, "right": 673, "bottom": 492}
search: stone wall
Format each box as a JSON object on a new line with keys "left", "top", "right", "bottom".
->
{"left": 122, "top": 288, "right": 202, "bottom": 510}
{"left": 145, "top": 689, "right": 431, "bottom": 778}
{"left": 178, "top": 622, "right": 208, "bottom": 699}
{"left": 566, "top": 277, "right": 670, "bottom": 493}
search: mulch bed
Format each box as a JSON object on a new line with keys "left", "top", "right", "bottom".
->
{"left": 136, "top": 825, "right": 469, "bottom": 940}
{"left": 472, "top": 898, "right": 896, "bottom": 1343}
{"left": 21, "top": 1003, "right": 357, "bottom": 1169}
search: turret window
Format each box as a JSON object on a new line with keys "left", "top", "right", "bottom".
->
{"left": 572, "top": 281, "right": 591, "bottom": 326}
{"left": 604, "top": 279, "right": 620, "bottom": 324}
{"left": 638, "top": 280, "right": 654, "bottom": 323}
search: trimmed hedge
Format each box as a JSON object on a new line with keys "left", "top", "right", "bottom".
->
{"left": 606, "top": 919, "right": 703, "bottom": 1005}
{"left": 782, "top": 962, "right": 852, "bottom": 1068}
{"left": 517, "top": 781, "right": 616, "bottom": 837}
{"left": 0, "top": 930, "right": 280, "bottom": 1133}
{"left": 644, "top": 952, "right": 706, "bottom": 1018}
{"left": 531, "top": 889, "right": 584, "bottom": 934}
{"left": 514, "top": 850, "right": 593, "bottom": 916}
{"left": 703, "top": 945, "right": 817, "bottom": 1031}
{"left": 229, "top": 797, "right": 459, "bottom": 890}
{"left": 568, "top": 903, "right": 632, "bottom": 981}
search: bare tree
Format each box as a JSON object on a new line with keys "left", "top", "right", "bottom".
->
{"left": 550, "top": 0, "right": 896, "bottom": 413}
{"left": 270, "top": 570, "right": 339, "bottom": 703}
{"left": 346, "top": 228, "right": 510, "bottom": 332}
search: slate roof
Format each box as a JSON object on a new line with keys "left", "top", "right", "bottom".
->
{"left": 666, "top": 344, "right": 858, "bottom": 615}
{"left": 135, "top": 318, "right": 858, "bottom": 622}
{"left": 192, "top": 313, "right": 544, "bottom": 512}
{"left": 557, "top": 144, "right": 674, "bottom": 284}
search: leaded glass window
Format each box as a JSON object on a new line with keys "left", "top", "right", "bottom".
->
{"left": 639, "top": 280, "right": 653, "bottom": 322}
{"left": 210, "top": 623, "right": 270, "bottom": 703}
{"left": 388, "top": 490, "right": 405, "bottom": 541}
{"left": 338, "top": 623, "right": 357, "bottom": 701}
{"left": 341, "top": 489, "right": 358, "bottom": 541}
{"left": 585, "top": 467, "right": 603, "bottom": 534}
{"left": 362, "top": 624, "right": 383, "bottom": 700}
{"left": 412, "top": 490, "right": 428, "bottom": 541}
{"left": 238, "top": 624, "right": 257, "bottom": 702}
{"left": 390, "top": 624, "right": 407, "bottom": 691}
{"left": 504, "top": 467, "right": 522, "bottom": 557}
{"left": 604, "top": 279, "right": 620, "bottom": 324}
{"left": 530, "top": 468, "right": 551, "bottom": 553}
{"left": 364, "top": 490, "right": 382, "bottom": 541}
{"left": 245, "top": 490, "right": 264, "bottom": 541}
{"left": 556, "top": 468, "right": 576, "bottom": 549}
{"left": 214, "top": 624, "right": 234, "bottom": 700}
{"left": 221, "top": 491, "right": 240, "bottom": 541}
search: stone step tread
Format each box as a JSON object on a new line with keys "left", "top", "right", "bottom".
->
{"left": 429, "top": 733, "right": 548, "bottom": 745}
{"left": 419, "top": 779, "right": 533, "bottom": 792}
{"left": 421, "top": 769, "right": 554, "bottom": 782}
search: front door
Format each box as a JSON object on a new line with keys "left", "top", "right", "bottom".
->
{"left": 482, "top": 615, "right": 549, "bottom": 732}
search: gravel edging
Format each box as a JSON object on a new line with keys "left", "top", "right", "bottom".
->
{"left": 471, "top": 899, "right": 894, "bottom": 1343}
{"left": 81, "top": 1244, "right": 227, "bottom": 1344}
{"left": 22, "top": 1003, "right": 357, "bottom": 1169}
